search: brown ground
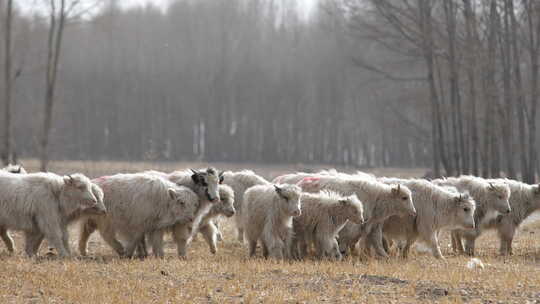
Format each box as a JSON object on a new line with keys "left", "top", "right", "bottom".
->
{"left": 0, "top": 160, "right": 539, "bottom": 303}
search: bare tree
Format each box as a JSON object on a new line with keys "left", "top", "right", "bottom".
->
{"left": 507, "top": 0, "right": 529, "bottom": 181}
{"left": 463, "top": 0, "right": 480, "bottom": 176}
{"left": 40, "top": 0, "right": 102, "bottom": 170}
{"left": 0, "top": 0, "right": 535, "bottom": 177}
{"left": 40, "top": 0, "right": 67, "bottom": 171}
{"left": 524, "top": 0, "right": 540, "bottom": 183}
{"left": 2, "top": 0, "right": 13, "bottom": 165}
{"left": 418, "top": 0, "right": 443, "bottom": 177}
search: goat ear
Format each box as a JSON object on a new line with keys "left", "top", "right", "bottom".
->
{"left": 219, "top": 171, "right": 225, "bottom": 184}
{"left": 274, "top": 185, "right": 284, "bottom": 197}
{"left": 63, "top": 175, "right": 74, "bottom": 186}
{"left": 339, "top": 199, "right": 348, "bottom": 205}
{"left": 488, "top": 182, "right": 496, "bottom": 191}
{"left": 391, "top": 184, "right": 400, "bottom": 195}
{"left": 454, "top": 194, "right": 463, "bottom": 203}
{"left": 191, "top": 170, "right": 201, "bottom": 184}
{"left": 168, "top": 188, "right": 178, "bottom": 200}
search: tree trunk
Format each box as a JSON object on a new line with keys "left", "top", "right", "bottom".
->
{"left": 500, "top": 0, "right": 516, "bottom": 178}
{"left": 444, "top": 0, "right": 463, "bottom": 175}
{"left": 434, "top": 56, "right": 453, "bottom": 175}
{"left": 2, "top": 0, "right": 13, "bottom": 165}
{"left": 527, "top": 0, "right": 540, "bottom": 183}
{"left": 463, "top": 0, "right": 480, "bottom": 176}
{"left": 40, "top": 0, "right": 67, "bottom": 171}
{"left": 488, "top": 0, "right": 501, "bottom": 177}
{"left": 508, "top": 0, "right": 529, "bottom": 180}
{"left": 418, "top": 0, "right": 441, "bottom": 177}
{"left": 482, "top": 80, "right": 491, "bottom": 178}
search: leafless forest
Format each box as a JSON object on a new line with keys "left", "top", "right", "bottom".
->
{"left": 1, "top": 0, "right": 540, "bottom": 181}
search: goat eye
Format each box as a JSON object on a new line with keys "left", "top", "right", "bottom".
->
{"left": 402, "top": 197, "right": 408, "bottom": 201}
{"left": 464, "top": 207, "right": 470, "bottom": 212}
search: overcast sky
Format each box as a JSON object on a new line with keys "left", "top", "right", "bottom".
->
{"left": 123, "top": 0, "right": 317, "bottom": 12}
{"left": 18, "top": 0, "right": 317, "bottom": 17}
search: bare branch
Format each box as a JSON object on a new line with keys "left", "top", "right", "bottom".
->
{"left": 351, "top": 56, "right": 426, "bottom": 82}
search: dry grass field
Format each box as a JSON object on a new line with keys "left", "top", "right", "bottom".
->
{"left": 1, "top": 160, "right": 540, "bottom": 303}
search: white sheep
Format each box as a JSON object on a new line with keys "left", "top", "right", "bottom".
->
{"left": 134, "top": 168, "right": 224, "bottom": 257}
{"left": 291, "top": 191, "right": 363, "bottom": 260}
{"left": 317, "top": 169, "right": 340, "bottom": 175}
{"left": 0, "top": 167, "right": 106, "bottom": 255}
{"left": 141, "top": 193, "right": 234, "bottom": 259}
{"left": 275, "top": 172, "right": 415, "bottom": 257}
{"left": 1, "top": 164, "right": 27, "bottom": 174}
{"left": 77, "top": 173, "right": 199, "bottom": 258}
{"left": 0, "top": 173, "right": 100, "bottom": 257}
{"left": 274, "top": 170, "right": 359, "bottom": 184}
{"left": 272, "top": 172, "right": 317, "bottom": 184}
{"left": 143, "top": 184, "right": 236, "bottom": 257}
{"left": 147, "top": 168, "right": 224, "bottom": 203}
{"left": 374, "top": 178, "right": 476, "bottom": 259}
{"left": 192, "top": 184, "right": 235, "bottom": 254}
{"left": 243, "top": 184, "right": 302, "bottom": 259}
{"left": 473, "top": 178, "right": 540, "bottom": 255}
{"left": 0, "top": 164, "right": 27, "bottom": 253}
{"left": 433, "top": 176, "right": 511, "bottom": 256}
{"left": 221, "top": 170, "right": 270, "bottom": 242}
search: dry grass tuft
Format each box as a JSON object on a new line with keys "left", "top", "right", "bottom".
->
{"left": 0, "top": 160, "right": 539, "bottom": 303}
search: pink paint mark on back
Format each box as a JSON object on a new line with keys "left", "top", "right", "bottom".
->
{"left": 92, "top": 176, "right": 109, "bottom": 185}
{"left": 298, "top": 176, "right": 320, "bottom": 188}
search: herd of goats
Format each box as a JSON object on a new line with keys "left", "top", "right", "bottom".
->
{"left": 0, "top": 163, "right": 537, "bottom": 261}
